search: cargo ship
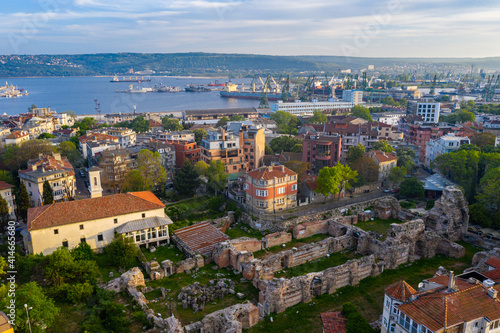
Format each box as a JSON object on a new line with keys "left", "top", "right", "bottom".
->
{"left": 219, "top": 82, "right": 281, "bottom": 100}
{"left": 185, "top": 85, "right": 211, "bottom": 92}
{"left": 207, "top": 80, "right": 226, "bottom": 87}
{"left": 110, "top": 76, "right": 152, "bottom": 83}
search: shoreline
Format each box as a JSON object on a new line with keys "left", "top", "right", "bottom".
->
{"left": 0, "top": 75, "right": 235, "bottom": 80}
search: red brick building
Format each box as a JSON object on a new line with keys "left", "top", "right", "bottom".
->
{"left": 164, "top": 140, "right": 201, "bottom": 168}
{"left": 302, "top": 134, "right": 342, "bottom": 174}
{"left": 244, "top": 165, "right": 298, "bottom": 213}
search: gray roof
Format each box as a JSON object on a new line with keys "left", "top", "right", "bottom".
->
{"left": 424, "top": 174, "right": 456, "bottom": 192}
{"left": 115, "top": 216, "right": 173, "bottom": 234}
{"left": 183, "top": 107, "right": 257, "bottom": 116}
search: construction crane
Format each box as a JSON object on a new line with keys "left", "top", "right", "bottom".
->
{"left": 258, "top": 75, "right": 271, "bottom": 108}
{"left": 362, "top": 72, "right": 368, "bottom": 90}
{"left": 270, "top": 75, "right": 280, "bottom": 93}
{"left": 281, "top": 75, "right": 291, "bottom": 102}
{"left": 429, "top": 75, "right": 437, "bottom": 95}
{"left": 292, "top": 77, "right": 301, "bottom": 100}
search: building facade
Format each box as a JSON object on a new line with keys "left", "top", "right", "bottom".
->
{"left": 270, "top": 100, "right": 354, "bottom": 116}
{"left": 416, "top": 102, "right": 440, "bottom": 123}
{"left": 0, "top": 181, "right": 16, "bottom": 220}
{"left": 99, "top": 148, "right": 138, "bottom": 193}
{"left": 244, "top": 165, "right": 298, "bottom": 213}
{"left": 425, "top": 134, "right": 471, "bottom": 167}
{"left": 3, "top": 131, "right": 29, "bottom": 146}
{"left": 302, "top": 134, "right": 342, "bottom": 174}
{"left": 26, "top": 191, "right": 172, "bottom": 255}
{"left": 342, "top": 90, "right": 363, "bottom": 105}
{"left": 201, "top": 128, "right": 246, "bottom": 174}
{"left": 366, "top": 150, "right": 397, "bottom": 182}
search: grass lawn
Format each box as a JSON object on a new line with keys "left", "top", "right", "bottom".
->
{"left": 225, "top": 224, "right": 264, "bottom": 239}
{"left": 246, "top": 241, "right": 482, "bottom": 333}
{"left": 274, "top": 250, "right": 363, "bottom": 279}
{"left": 355, "top": 218, "right": 404, "bottom": 236}
{"left": 94, "top": 254, "right": 144, "bottom": 283}
{"left": 254, "top": 234, "right": 330, "bottom": 259}
{"left": 165, "top": 195, "right": 225, "bottom": 226}
{"left": 146, "top": 263, "right": 260, "bottom": 326}
{"left": 141, "top": 244, "right": 186, "bottom": 263}
{"left": 47, "top": 302, "right": 88, "bottom": 333}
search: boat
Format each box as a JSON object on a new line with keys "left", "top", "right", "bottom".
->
{"left": 185, "top": 85, "right": 211, "bottom": 92}
{"left": 155, "top": 83, "right": 181, "bottom": 92}
{"left": 219, "top": 81, "right": 281, "bottom": 100}
{"left": 207, "top": 80, "right": 226, "bottom": 87}
{"left": 110, "top": 76, "right": 152, "bottom": 83}
{"left": 0, "top": 82, "right": 28, "bottom": 98}
{"left": 115, "top": 84, "right": 154, "bottom": 93}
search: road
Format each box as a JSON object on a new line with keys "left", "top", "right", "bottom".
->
{"left": 75, "top": 167, "right": 90, "bottom": 200}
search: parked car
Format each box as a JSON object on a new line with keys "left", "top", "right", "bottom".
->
{"left": 80, "top": 170, "right": 86, "bottom": 178}
{"left": 391, "top": 188, "right": 400, "bottom": 193}
{"left": 383, "top": 188, "right": 392, "bottom": 193}
{"left": 166, "top": 183, "right": 174, "bottom": 189}
{"left": 84, "top": 180, "right": 90, "bottom": 188}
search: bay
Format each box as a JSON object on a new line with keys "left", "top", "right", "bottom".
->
{"left": 0, "top": 76, "right": 259, "bottom": 115}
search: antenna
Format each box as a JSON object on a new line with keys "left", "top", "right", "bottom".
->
{"left": 94, "top": 98, "right": 101, "bottom": 122}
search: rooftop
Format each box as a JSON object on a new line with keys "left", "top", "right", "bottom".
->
{"left": 320, "top": 311, "right": 347, "bottom": 333}
{"left": 424, "top": 174, "right": 456, "bottom": 192}
{"left": 385, "top": 280, "right": 417, "bottom": 302}
{"left": 173, "top": 221, "right": 230, "bottom": 255}
{"left": 246, "top": 165, "right": 297, "bottom": 181}
{"left": 183, "top": 107, "right": 257, "bottom": 116}
{"left": 115, "top": 216, "right": 173, "bottom": 234}
{"left": 0, "top": 181, "right": 13, "bottom": 191}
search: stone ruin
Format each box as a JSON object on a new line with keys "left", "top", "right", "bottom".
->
{"left": 466, "top": 248, "right": 500, "bottom": 273}
{"left": 177, "top": 279, "right": 236, "bottom": 313}
{"left": 425, "top": 186, "right": 469, "bottom": 241}
{"left": 103, "top": 267, "right": 148, "bottom": 309}
{"left": 184, "top": 302, "right": 259, "bottom": 333}
{"left": 143, "top": 254, "right": 205, "bottom": 280}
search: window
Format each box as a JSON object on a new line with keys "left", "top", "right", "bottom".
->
{"left": 277, "top": 187, "right": 285, "bottom": 195}
{"left": 256, "top": 190, "right": 268, "bottom": 197}
{"left": 54, "top": 229, "right": 59, "bottom": 235}
{"left": 158, "top": 226, "right": 167, "bottom": 237}
{"left": 114, "top": 218, "right": 118, "bottom": 224}
{"left": 474, "top": 322, "right": 479, "bottom": 328}
{"left": 142, "top": 213, "right": 146, "bottom": 218}
{"left": 385, "top": 299, "right": 390, "bottom": 309}
{"left": 292, "top": 184, "right": 297, "bottom": 191}
{"left": 492, "top": 320, "right": 500, "bottom": 330}
{"left": 80, "top": 237, "right": 86, "bottom": 244}
{"left": 97, "top": 234, "right": 103, "bottom": 242}
{"left": 148, "top": 228, "right": 157, "bottom": 239}
{"left": 62, "top": 240, "right": 68, "bottom": 247}
{"left": 243, "top": 183, "right": 249, "bottom": 190}
{"left": 94, "top": 177, "right": 97, "bottom": 186}
{"left": 80, "top": 224, "right": 84, "bottom": 230}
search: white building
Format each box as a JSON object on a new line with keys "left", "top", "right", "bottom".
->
{"left": 496, "top": 134, "right": 500, "bottom": 147}
{"left": 425, "top": 133, "right": 470, "bottom": 167}
{"left": 372, "top": 112, "right": 406, "bottom": 126}
{"left": 158, "top": 130, "right": 195, "bottom": 142}
{"left": 416, "top": 102, "right": 440, "bottom": 123}
{"left": 0, "top": 181, "right": 16, "bottom": 220}
{"left": 270, "top": 100, "right": 353, "bottom": 116}
{"left": 342, "top": 90, "right": 363, "bottom": 105}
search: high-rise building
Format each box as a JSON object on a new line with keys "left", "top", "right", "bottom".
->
{"left": 342, "top": 90, "right": 363, "bottom": 105}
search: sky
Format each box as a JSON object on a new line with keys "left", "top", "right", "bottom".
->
{"left": 1, "top": 0, "right": 500, "bottom": 57}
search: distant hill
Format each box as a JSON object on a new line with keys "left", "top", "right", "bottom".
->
{"left": 1, "top": 53, "right": 499, "bottom": 77}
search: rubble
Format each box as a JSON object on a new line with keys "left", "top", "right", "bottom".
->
{"left": 177, "top": 279, "right": 236, "bottom": 312}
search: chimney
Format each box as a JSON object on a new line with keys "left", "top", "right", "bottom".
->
{"left": 281, "top": 165, "right": 284, "bottom": 172}
{"left": 448, "top": 271, "right": 456, "bottom": 292}
{"left": 221, "top": 128, "right": 225, "bottom": 141}
{"left": 488, "top": 287, "right": 498, "bottom": 300}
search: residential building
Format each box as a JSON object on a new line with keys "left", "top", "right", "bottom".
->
{"left": 182, "top": 108, "right": 258, "bottom": 123}
{"left": 25, "top": 191, "right": 172, "bottom": 255}
{"left": 0, "top": 127, "right": 11, "bottom": 148}
{"left": 78, "top": 132, "right": 119, "bottom": 159}
{"left": 104, "top": 112, "right": 145, "bottom": 125}
{"left": 381, "top": 273, "right": 500, "bottom": 333}
{"left": 496, "top": 134, "right": 500, "bottom": 147}
{"left": 227, "top": 122, "right": 266, "bottom": 171}
{"left": 270, "top": 100, "right": 353, "bottom": 116}
{"left": 342, "top": 89, "right": 363, "bottom": 105}
{"left": 373, "top": 122, "right": 404, "bottom": 142}
{"left": 299, "top": 175, "right": 327, "bottom": 204}
{"left": 366, "top": 150, "right": 397, "bottom": 182}
{"left": 425, "top": 134, "right": 470, "bottom": 167}
{"left": 143, "top": 140, "right": 176, "bottom": 176}
{"left": 23, "top": 116, "right": 55, "bottom": 138}
{"left": 52, "top": 128, "right": 78, "bottom": 139}
{"left": 244, "top": 165, "right": 298, "bottom": 213}
{"left": 163, "top": 140, "right": 201, "bottom": 168}
{"left": 28, "top": 107, "right": 55, "bottom": 117}
{"left": 416, "top": 102, "right": 440, "bottom": 123}
{"left": 201, "top": 128, "right": 246, "bottom": 174}
{"left": 372, "top": 111, "right": 407, "bottom": 126}
{"left": 320, "top": 311, "right": 346, "bottom": 333}
{"left": 302, "top": 134, "right": 342, "bottom": 174}
{"left": 158, "top": 130, "right": 195, "bottom": 142}
{"left": 0, "top": 181, "right": 16, "bottom": 220}
{"left": 94, "top": 127, "right": 137, "bottom": 148}
{"left": 484, "top": 119, "right": 500, "bottom": 135}
{"left": 99, "top": 148, "right": 138, "bottom": 193}
{"left": 86, "top": 140, "right": 121, "bottom": 164}
{"left": 19, "top": 153, "right": 76, "bottom": 207}
{"left": 3, "top": 130, "right": 29, "bottom": 146}
{"left": 52, "top": 112, "right": 75, "bottom": 127}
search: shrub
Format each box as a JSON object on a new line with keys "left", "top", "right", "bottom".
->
{"left": 208, "top": 196, "right": 225, "bottom": 212}
{"left": 342, "top": 302, "right": 373, "bottom": 333}
{"left": 71, "top": 242, "right": 94, "bottom": 261}
{"left": 103, "top": 234, "right": 137, "bottom": 269}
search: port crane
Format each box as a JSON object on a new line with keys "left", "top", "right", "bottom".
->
{"left": 429, "top": 75, "right": 437, "bottom": 95}
{"left": 280, "top": 76, "right": 291, "bottom": 102}
{"left": 258, "top": 75, "right": 272, "bottom": 109}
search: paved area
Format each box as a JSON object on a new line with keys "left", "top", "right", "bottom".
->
{"left": 75, "top": 167, "right": 90, "bottom": 200}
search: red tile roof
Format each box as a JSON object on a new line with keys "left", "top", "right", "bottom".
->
{"left": 398, "top": 284, "right": 500, "bottom": 332}
{"left": 5, "top": 131, "right": 28, "bottom": 139}
{"left": 78, "top": 132, "right": 118, "bottom": 143}
{"left": 303, "top": 175, "right": 318, "bottom": 191}
{"left": 0, "top": 181, "right": 13, "bottom": 191}
{"left": 369, "top": 150, "right": 397, "bottom": 164}
{"left": 173, "top": 222, "right": 230, "bottom": 255}
{"left": 483, "top": 269, "right": 500, "bottom": 282}
{"left": 385, "top": 280, "right": 417, "bottom": 302}
{"left": 246, "top": 165, "right": 297, "bottom": 181}
{"left": 27, "top": 191, "right": 165, "bottom": 231}
{"left": 486, "top": 256, "right": 500, "bottom": 269}
{"left": 425, "top": 275, "right": 473, "bottom": 292}
{"left": 320, "top": 312, "right": 347, "bottom": 333}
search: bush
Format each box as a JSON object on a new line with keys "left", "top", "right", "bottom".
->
{"left": 342, "top": 302, "right": 373, "bottom": 333}
{"left": 208, "top": 196, "right": 225, "bottom": 212}
{"left": 71, "top": 242, "right": 94, "bottom": 261}
{"left": 400, "top": 201, "right": 416, "bottom": 209}
{"left": 103, "top": 234, "right": 137, "bottom": 269}
{"left": 53, "top": 282, "right": 94, "bottom": 304}
{"left": 81, "top": 288, "right": 130, "bottom": 333}
{"left": 425, "top": 199, "right": 435, "bottom": 210}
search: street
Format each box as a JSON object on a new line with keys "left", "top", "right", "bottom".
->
{"left": 75, "top": 168, "right": 90, "bottom": 200}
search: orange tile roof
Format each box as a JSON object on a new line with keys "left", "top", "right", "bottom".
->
{"left": 399, "top": 284, "right": 500, "bottom": 332}
{"left": 483, "top": 269, "right": 500, "bottom": 282}
{"left": 303, "top": 175, "right": 318, "bottom": 191}
{"left": 425, "top": 275, "right": 473, "bottom": 292}
{"left": 385, "top": 280, "right": 417, "bottom": 302}
{"left": 78, "top": 132, "right": 119, "bottom": 143}
{"left": 173, "top": 222, "right": 229, "bottom": 255}
{"left": 129, "top": 191, "right": 164, "bottom": 206}
{"left": 246, "top": 165, "right": 297, "bottom": 181}
{"left": 486, "top": 256, "right": 500, "bottom": 269}
{"left": 5, "top": 131, "right": 28, "bottom": 139}
{"left": 320, "top": 312, "right": 347, "bottom": 333}
{"left": 28, "top": 191, "right": 164, "bottom": 231}
{"left": 370, "top": 150, "right": 397, "bottom": 163}
{"left": 0, "top": 181, "right": 13, "bottom": 191}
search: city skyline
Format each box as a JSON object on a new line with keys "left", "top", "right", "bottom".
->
{"left": 1, "top": 0, "right": 500, "bottom": 57}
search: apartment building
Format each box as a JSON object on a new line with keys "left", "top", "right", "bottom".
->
{"left": 425, "top": 134, "right": 471, "bottom": 167}
{"left": 244, "top": 165, "right": 298, "bottom": 213}
{"left": 0, "top": 181, "right": 16, "bottom": 220}
{"left": 19, "top": 153, "right": 76, "bottom": 207}
{"left": 3, "top": 130, "right": 29, "bottom": 146}
{"left": 158, "top": 130, "right": 195, "bottom": 142}
{"left": 94, "top": 127, "right": 137, "bottom": 148}
{"left": 342, "top": 89, "right": 363, "bottom": 105}
{"left": 99, "top": 148, "right": 139, "bottom": 193}
{"left": 366, "top": 150, "right": 397, "bottom": 181}
{"left": 416, "top": 102, "right": 440, "bottom": 123}
{"left": 372, "top": 112, "right": 407, "bottom": 126}
{"left": 302, "top": 134, "right": 342, "bottom": 174}
{"left": 78, "top": 132, "right": 120, "bottom": 159}
{"left": 201, "top": 128, "right": 246, "bottom": 174}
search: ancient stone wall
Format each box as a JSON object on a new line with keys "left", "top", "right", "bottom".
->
{"left": 262, "top": 231, "right": 292, "bottom": 248}
{"left": 293, "top": 220, "right": 330, "bottom": 239}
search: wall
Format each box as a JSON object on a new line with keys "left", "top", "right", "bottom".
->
{"left": 293, "top": 220, "right": 329, "bottom": 239}
{"left": 262, "top": 231, "right": 292, "bottom": 248}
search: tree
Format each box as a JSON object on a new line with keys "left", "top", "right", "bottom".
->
{"left": 0, "top": 196, "right": 10, "bottom": 229}
{"left": 380, "top": 96, "right": 397, "bottom": 106}
{"left": 440, "top": 110, "right": 476, "bottom": 123}
{"left": 398, "top": 98, "right": 407, "bottom": 107}
{"left": 476, "top": 167, "right": 500, "bottom": 216}
{"left": 192, "top": 128, "right": 206, "bottom": 145}
{"left": 38, "top": 133, "right": 56, "bottom": 139}
{"left": 137, "top": 149, "right": 167, "bottom": 191}
{"left": 400, "top": 177, "right": 425, "bottom": 198}
{"left": 162, "top": 117, "right": 183, "bottom": 131}
{"left": 0, "top": 256, "right": 6, "bottom": 275}
{"left": 17, "top": 181, "right": 30, "bottom": 221}
{"left": 42, "top": 180, "right": 54, "bottom": 205}
{"left": 194, "top": 160, "right": 208, "bottom": 177}
{"left": 396, "top": 147, "right": 416, "bottom": 167}
{"left": 229, "top": 115, "right": 245, "bottom": 121}
{"left": 470, "top": 132, "right": 496, "bottom": 148}
{"left": 388, "top": 166, "right": 407, "bottom": 186}
{"left": 350, "top": 105, "right": 372, "bottom": 122}
{"left": 342, "top": 302, "right": 374, "bottom": 333}
{"left": 1, "top": 139, "right": 55, "bottom": 173}
{"left": 372, "top": 140, "right": 395, "bottom": 153}
{"left": 216, "top": 116, "right": 229, "bottom": 128}
{"left": 284, "top": 161, "right": 310, "bottom": 183}
{"left": 0, "top": 170, "right": 14, "bottom": 184}
{"left": 71, "top": 242, "right": 94, "bottom": 261}
{"left": 104, "top": 234, "right": 137, "bottom": 269}
{"left": 270, "top": 111, "right": 299, "bottom": 134}
{"left": 173, "top": 160, "right": 199, "bottom": 197}
{"left": 269, "top": 136, "right": 303, "bottom": 153}
{"left": 206, "top": 160, "right": 228, "bottom": 195}
{"left": 317, "top": 166, "right": 340, "bottom": 201}
{"left": 265, "top": 145, "right": 273, "bottom": 155}
{"left": 0, "top": 282, "right": 60, "bottom": 333}
{"left": 346, "top": 143, "right": 365, "bottom": 164}
{"left": 122, "top": 169, "right": 143, "bottom": 192}
{"left": 58, "top": 141, "right": 82, "bottom": 166}
{"left": 129, "top": 115, "right": 150, "bottom": 133}
{"left": 307, "top": 110, "right": 327, "bottom": 124}
{"left": 350, "top": 156, "right": 378, "bottom": 186}
{"left": 335, "top": 163, "right": 358, "bottom": 200}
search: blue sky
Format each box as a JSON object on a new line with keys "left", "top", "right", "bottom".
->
{"left": 1, "top": 0, "right": 500, "bottom": 57}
